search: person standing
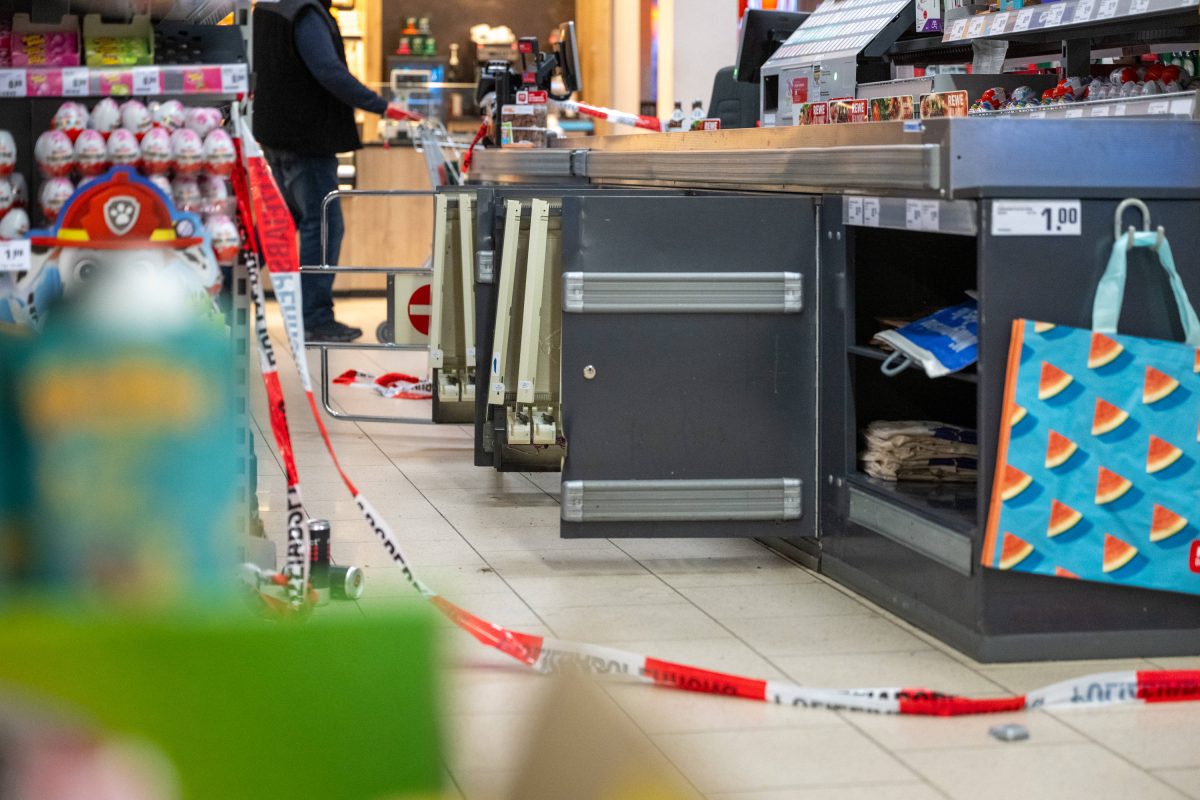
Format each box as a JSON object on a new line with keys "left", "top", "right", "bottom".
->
{"left": 252, "top": 0, "right": 416, "bottom": 342}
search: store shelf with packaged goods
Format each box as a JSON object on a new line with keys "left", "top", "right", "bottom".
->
{"left": 971, "top": 88, "right": 1196, "bottom": 117}
{"left": 943, "top": 0, "right": 1199, "bottom": 43}
{"left": 0, "top": 63, "right": 248, "bottom": 100}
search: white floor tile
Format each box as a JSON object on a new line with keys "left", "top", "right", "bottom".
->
{"left": 707, "top": 785, "right": 946, "bottom": 800}
{"left": 1155, "top": 768, "right": 1200, "bottom": 800}
{"left": 722, "top": 615, "right": 933, "bottom": 657}
{"left": 537, "top": 603, "right": 729, "bottom": 644}
{"left": 654, "top": 726, "right": 916, "bottom": 793}
{"left": 503, "top": 574, "right": 683, "bottom": 612}
{"left": 900, "top": 742, "right": 1186, "bottom": 800}
{"left": 772, "top": 650, "right": 1003, "bottom": 697}
{"left": 675, "top": 582, "right": 873, "bottom": 620}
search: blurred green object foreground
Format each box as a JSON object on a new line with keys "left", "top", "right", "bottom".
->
{"left": 0, "top": 605, "right": 443, "bottom": 799}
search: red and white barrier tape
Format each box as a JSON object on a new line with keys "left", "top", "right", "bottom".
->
{"left": 555, "top": 99, "right": 666, "bottom": 133}
{"left": 229, "top": 110, "right": 1200, "bottom": 716}
{"left": 333, "top": 369, "right": 433, "bottom": 400}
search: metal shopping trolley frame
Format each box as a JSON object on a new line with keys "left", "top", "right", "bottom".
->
{"left": 303, "top": 188, "right": 437, "bottom": 425}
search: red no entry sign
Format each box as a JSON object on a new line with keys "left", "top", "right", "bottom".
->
{"left": 407, "top": 283, "right": 432, "bottom": 336}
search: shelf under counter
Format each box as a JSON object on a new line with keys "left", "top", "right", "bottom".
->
{"left": 847, "top": 343, "right": 980, "bottom": 384}
{"left": 844, "top": 472, "right": 978, "bottom": 575}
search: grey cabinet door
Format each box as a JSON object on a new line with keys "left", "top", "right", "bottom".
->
{"left": 559, "top": 193, "right": 818, "bottom": 539}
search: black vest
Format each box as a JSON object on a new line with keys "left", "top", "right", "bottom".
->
{"left": 252, "top": 0, "right": 362, "bottom": 154}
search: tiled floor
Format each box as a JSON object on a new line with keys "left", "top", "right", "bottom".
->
{"left": 253, "top": 299, "right": 1200, "bottom": 800}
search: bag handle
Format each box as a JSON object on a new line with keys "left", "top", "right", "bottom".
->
{"left": 1092, "top": 199, "right": 1200, "bottom": 347}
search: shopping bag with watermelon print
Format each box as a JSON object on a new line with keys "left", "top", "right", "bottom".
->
{"left": 983, "top": 227, "right": 1200, "bottom": 596}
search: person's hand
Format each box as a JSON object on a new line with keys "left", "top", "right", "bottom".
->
{"left": 386, "top": 102, "right": 422, "bottom": 123}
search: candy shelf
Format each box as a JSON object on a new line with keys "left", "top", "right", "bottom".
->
{"left": 0, "top": 63, "right": 247, "bottom": 99}
{"left": 943, "top": 0, "right": 1199, "bottom": 43}
{"left": 971, "top": 89, "right": 1196, "bottom": 117}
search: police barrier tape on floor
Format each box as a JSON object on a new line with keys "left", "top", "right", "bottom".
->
{"left": 228, "top": 109, "right": 1200, "bottom": 716}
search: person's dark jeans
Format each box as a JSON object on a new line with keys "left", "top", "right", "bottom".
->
{"left": 263, "top": 149, "right": 343, "bottom": 329}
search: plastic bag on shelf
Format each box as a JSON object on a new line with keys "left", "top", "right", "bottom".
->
{"left": 875, "top": 299, "right": 978, "bottom": 378}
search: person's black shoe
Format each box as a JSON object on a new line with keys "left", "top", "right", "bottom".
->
{"left": 306, "top": 320, "right": 363, "bottom": 343}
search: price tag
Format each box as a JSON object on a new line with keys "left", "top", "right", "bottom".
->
{"left": 1013, "top": 8, "right": 1036, "bottom": 30}
{"left": 429, "top": 348, "right": 444, "bottom": 368}
{"left": 221, "top": 64, "right": 248, "bottom": 94}
{"left": 1169, "top": 97, "right": 1193, "bottom": 114}
{"left": 847, "top": 196, "right": 864, "bottom": 225}
{"left": 0, "top": 69, "right": 27, "bottom": 98}
{"left": 1044, "top": 3, "right": 1067, "bottom": 25}
{"left": 948, "top": 18, "right": 968, "bottom": 38}
{"left": 1064, "top": 107, "right": 1084, "bottom": 118}
{"left": 1073, "top": 0, "right": 1097, "bottom": 20}
{"left": 0, "top": 239, "right": 30, "bottom": 272}
{"left": 1096, "top": 0, "right": 1120, "bottom": 17}
{"left": 1146, "top": 100, "right": 1170, "bottom": 114}
{"left": 992, "top": 200, "right": 1082, "bottom": 236}
{"left": 1129, "top": 0, "right": 1150, "bottom": 12}
{"left": 989, "top": 12, "right": 1011, "bottom": 33}
{"left": 1090, "top": 104, "right": 1111, "bottom": 116}
{"left": 1027, "top": 110, "right": 1047, "bottom": 118}
{"left": 1113, "top": 103, "right": 1127, "bottom": 116}
{"left": 862, "top": 197, "right": 881, "bottom": 227}
{"left": 133, "top": 66, "right": 161, "bottom": 95}
{"left": 967, "top": 15, "right": 988, "bottom": 36}
{"left": 905, "top": 199, "right": 940, "bottom": 232}
{"left": 62, "top": 67, "right": 90, "bottom": 96}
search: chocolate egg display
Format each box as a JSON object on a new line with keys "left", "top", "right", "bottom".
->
{"left": 153, "top": 99, "right": 187, "bottom": 131}
{"left": 52, "top": 102, "right": 89, "bottom": 141}
{"left": 0, "top": 207, "right": 29, "bottom": 240}
{"left": 171, "top": 128, "right": 204, "bottom": 175}
{"left": 185, "top": 107, "right": 223, "bottom": 139}
{"left": 89, "top": 98, "right": 121, "bottom": 135}
{"left": 0, "top": 131, "right": 16, "bottom": 176}
{"left": 39, "top": 176, "right": 76, "bottom": 223}
{"left": 120, "top": 99, "right": 153, "bottom": 137}
{"left": 74, "top": 129, "right": 110, "bottom": 176}
{"left": 35, "top": 129, "right": 76, "bottom": 177}
{"left": 202, "top": 129, "right": 235, "bottom": 176}
{"left": 140, "top": 127, "right": 173, "bottom": 174}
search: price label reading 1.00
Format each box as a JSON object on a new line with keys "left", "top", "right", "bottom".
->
{"left": 991, "top": 200, "right": 1082, "bottom": 236}
{"left": 0, "top": 239, "right": 31, "bottom": 272}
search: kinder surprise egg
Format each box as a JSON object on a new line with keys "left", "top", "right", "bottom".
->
{"left": 106, "top": 128, "right": 141, "bottom": 167}
{"left": 74, "top": 129, "right": 109, "bottom": 176}
{"left": 172, "top": 176, "right": 202, "bottom": 211}
{"left": 202, "top": 129, "right": 235, "bottom": 176}
{"left": 140, "top": 127, "right": 173, "bottom": 174}
{"left": 201, "top": 176, "right": 230, "bottom": 211}
{"left": 185, "top": 107, "right": 223, "bottom": 139}
{"left": 10, "top": 173, "right": 27, "bottom": 207}
{"left": 0, "top": 177, "right": 13, "bottom": 214}
{"left": 0, "top": 131, "right": 16, "bottom": 176}
{"left": 207, "top": 214, "right": 241, "bottom": 265}
{"left": 52, "top": 102, "right": 89, "bottom": 141}
{"left": 39, "top": 177, "right": 75, "bottom": 223}
{"left": 153, "top": 99, "right": 187, "bottom": 130}
{"left": 35, "top": 130, "right": 75, "bottom": 177}
{"left": 120, "top": 99, "right": 153, "bottom": 137}
{"left": 90, "top": 97, "right": 121, "bottom": 135}
{"left": 171, "top": 128, "right": 204, "bottom": 174}
{"left": 148, "top": 173, "right": 173, "bottom": 199}
{"left": 0, "top": 208, "right": 30, "bottom": 240}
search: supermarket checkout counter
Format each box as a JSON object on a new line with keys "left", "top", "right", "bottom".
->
{"left": 459, "top": 120, "right": 1200, "bottom": 662}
